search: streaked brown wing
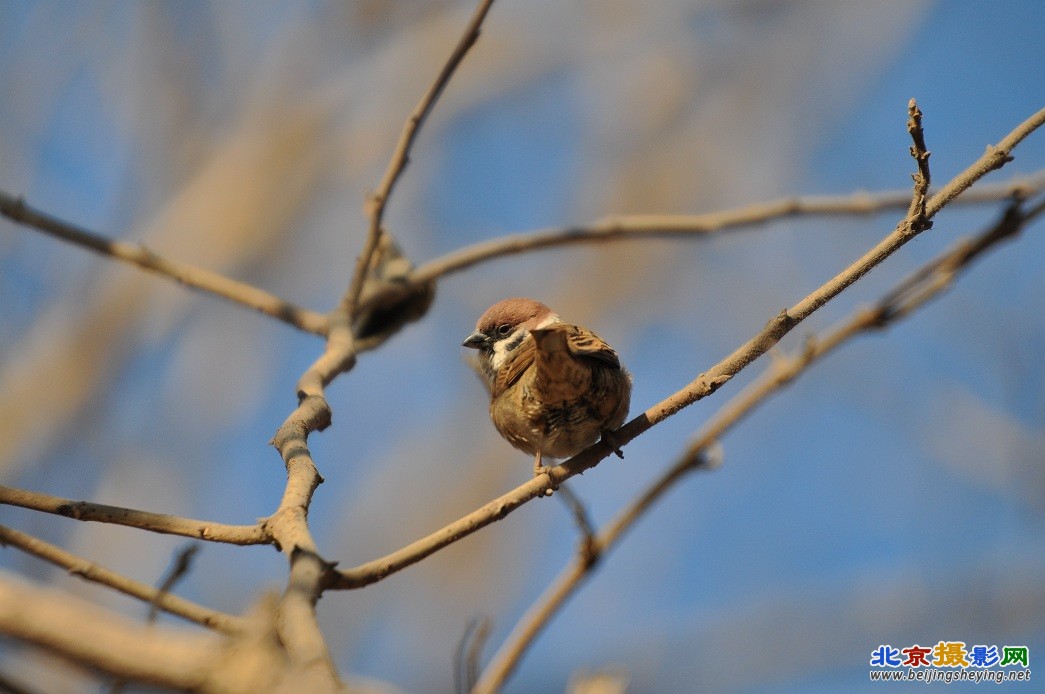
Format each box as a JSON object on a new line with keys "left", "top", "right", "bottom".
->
{"left": 564, "top": 325, "right": 622, "bottom": 369}
{"left": 492, "top": 337, "right": 536, "bottom": 397}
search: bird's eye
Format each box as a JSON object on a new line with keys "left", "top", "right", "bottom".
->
{"left": 496, "top": 324, "right": 512, "bottom": 336}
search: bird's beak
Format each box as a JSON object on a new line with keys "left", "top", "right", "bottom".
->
{"left": 462, "top": 330, "right": 489, "bottom": 349}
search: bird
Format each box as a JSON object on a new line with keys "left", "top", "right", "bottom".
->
{"left": 462, "top": 297, "right": 632, "bottom": 479}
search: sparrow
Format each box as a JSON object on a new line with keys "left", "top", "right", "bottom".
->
{"left": 463, "top": 297, "right": 632, "bottom": 478}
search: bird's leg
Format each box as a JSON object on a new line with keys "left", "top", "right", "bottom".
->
{"left": 601, "top": 429, "right": 625, "bottom": 459}
{"left": 533, "top": 450, "right": 556, "bottom": 496}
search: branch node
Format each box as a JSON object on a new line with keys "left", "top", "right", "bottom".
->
{"left": 771, "top": 308, "right": 796, "bottom": 331}
{"left": 57, "top": 502, "right": 83, "bottom": 520}
{"left": 580, "top": 537, "right": 601, "bottom": 570}
{"left": 705, "top": 374, "right": 732, "bottom": 395}
{"left": 352, "top": 232, "right": 435, "bottom": 349}
{"left": 701, "top": 440, "right": 725, "bottom": 471}
{"left": 985, "top": 144, "right": 1016, "bottom": 167}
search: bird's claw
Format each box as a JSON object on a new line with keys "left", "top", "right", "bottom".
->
{"left": 533, "top": 452, "right": 557, "bottom": 496}
{"left": 601, "top": 429, "right": 625, "bottom": 459}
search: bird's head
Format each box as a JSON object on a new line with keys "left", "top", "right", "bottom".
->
{"left": 463, "top": 297, "right": 560, "bottom": 378}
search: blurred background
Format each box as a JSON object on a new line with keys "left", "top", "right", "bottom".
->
{"left": 0, "top": 1, "right": 1042, "bottom": 691}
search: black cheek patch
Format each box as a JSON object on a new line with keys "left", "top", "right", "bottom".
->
{"left": 502, "top": 332, "right": 526, "bottom": 353}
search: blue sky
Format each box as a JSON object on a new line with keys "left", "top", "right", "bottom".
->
{"left": 0, "top": 2, "right": 1042, "bottom": 691}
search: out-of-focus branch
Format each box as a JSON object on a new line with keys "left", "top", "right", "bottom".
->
{"left": 0, "top": 573, "right": 287, "bottom": 690}
{"left": 0, "top": 484, "right": 273, "bottom": 543}
{"left": 330, "top": 104, "right": 1045, "bottom": 591}
{"left": 555, "top": 484, "right": 598, "bottom": 566}
{"left": 148, "top": 543, "right": 201, "bottom": 624}
{"left": 455, "top": 616, "right": 492, "bottom": 694}
{"left": 344, "top": 0, "right": 497, "bottom": 319}
{"left": 0, "top": 485, "right": 270, "bottom": 546}
{"left": 0, "top": 190, "right": 329, "bottom": 336}
{"left": 399, "top": 173, "right": 1045, "bottom": 289}
{"left": 473, "top": 194, "right": 1044, "bottom": 692}
{"left": 0, "top": 525, "right": 245, "bottom": 634}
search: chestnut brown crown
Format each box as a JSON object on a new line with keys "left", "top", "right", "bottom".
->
{"left": 462, "top": 298, "right": 556, "bottom": 348}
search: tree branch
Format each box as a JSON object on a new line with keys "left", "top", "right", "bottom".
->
{"left": 148, "top": 543, "right": 201, "bottom": 624}
{"left": 0, "top": 485, "right": 270, "bottom": 545}
{"left": 0, "top": 573, "right": 302, "bottom": 690}
{"left": 0, "top": 190, "right": 328, "bottom": 336}
{"left": 255, "top": 3, "right": 502, "bottom": 684}
{"left": 0, "top": 525, "right": 245, "bottom": 634}
{"left": 473, "top": 194, "right": 1044, "bottom": 691}
{"left": 330, "top": 104, "right": 1045, "bottom": 591}
{"left": 398, "top": 173, "right": 1044, "bottom": 290}
{"left": 344, "top": 0, "right": 497, "bottom": 319}
{"left": 0, "top": 574, "right": 230, "bottom": 689}
{"left": 266, "top": 392, "right": 341, "bottom": 687}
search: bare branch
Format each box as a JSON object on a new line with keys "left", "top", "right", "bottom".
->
{"left": 148, "top": 543, "right": 201, "bottom": 624}
{"left": 555, "top": 484, "right": 599, "bottom": 567}
{"left": 906, "top": 98, "right": 932, "bottom": 225}
{"left": 0, "top": 573, "right": 230, "bottom": 689}
{"left": 0, "top": 485, "right": 270, "bottom": 546}
{"left": 260, "top": 298, "right": 369, "bottom": 687}
{"left": 254, "top": 5, "right": 502, "bottom": 683}
{"left": 0, "top": 525, "right": 245, "bottom": 634}
{"left": 0, "top": 190, "right": 328, "bottom": 336}
{"left": 331, "top": 105, "right": 1045, "bottom": 591}
{"left": 474, "top": 195, "right": 1044, "bottom": 691}
{"left": 399, "top": 174, "right": 1045, "bottom": 289}
{"left": 926, "top": 109, "right": 1042, "bottom": 213}
{"left": 455, "top": 616, "right": 492, "bottom": 694}
{"left": 266, "top": 394, "right": 341, "bottom": 686}
{"left": 295, "top": 315, "right": 358, "bottom": 400}
{"left": 0, "top": 575, "right": 306, "bottom": 690}
{"left": 475, "top": 562, "right": 586, "bottom": 694}
{"left": 344, "top": 0, "right": 497, "bottom": 319}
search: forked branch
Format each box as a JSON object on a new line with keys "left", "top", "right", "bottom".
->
{"left": 331, "top": 104, "right": 1045, "bottom": 591}
{"left": 474, "top": 192, "right": 1045, "bottom": 693}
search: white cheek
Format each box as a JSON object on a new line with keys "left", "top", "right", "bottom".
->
{"left": 489, "top": 315, "right": 561, "bottom": 370}
{"left": 490, "top": 337, "right": 516, "bottom": 371}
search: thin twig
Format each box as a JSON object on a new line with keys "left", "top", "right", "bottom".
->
{"left": 472, "top": 448, "right": 723, "bottom": 694}
{"left": 0, "top": 525, "right": 245, "bottom": 634}
{"left": 455, "top": 618, "right": 482, "bottom": 694}
{"left": 148, "top": 543, "right": 201, "bottom": 623}
{"left": 555, "top": 484, "right": 599, "bottom": 566}
{"left": 463, "top": 617, "right": 492, "bottom": 693}
{"left": 473, "top": 559, "right": 590, "bottom": 694}
{"left": 906, "top": 98, "right": 932, "bottom": 226}
{"left": 473, "top": 195, "right": 1043, "bottom": 692}
{"left": 397, "top": 174, "right": 1045, "bottom": 290}
{"left": 344, "top": 0, "right": 497, "bottom": 319}
{"left": 331, "top": 106, "right": 1045, "bottom": 592}
{"left": 0, "top": 485, "right": 270, "bottom": 546}
{"left": 0, "top": 191, "right": 328, "bottom": 336}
